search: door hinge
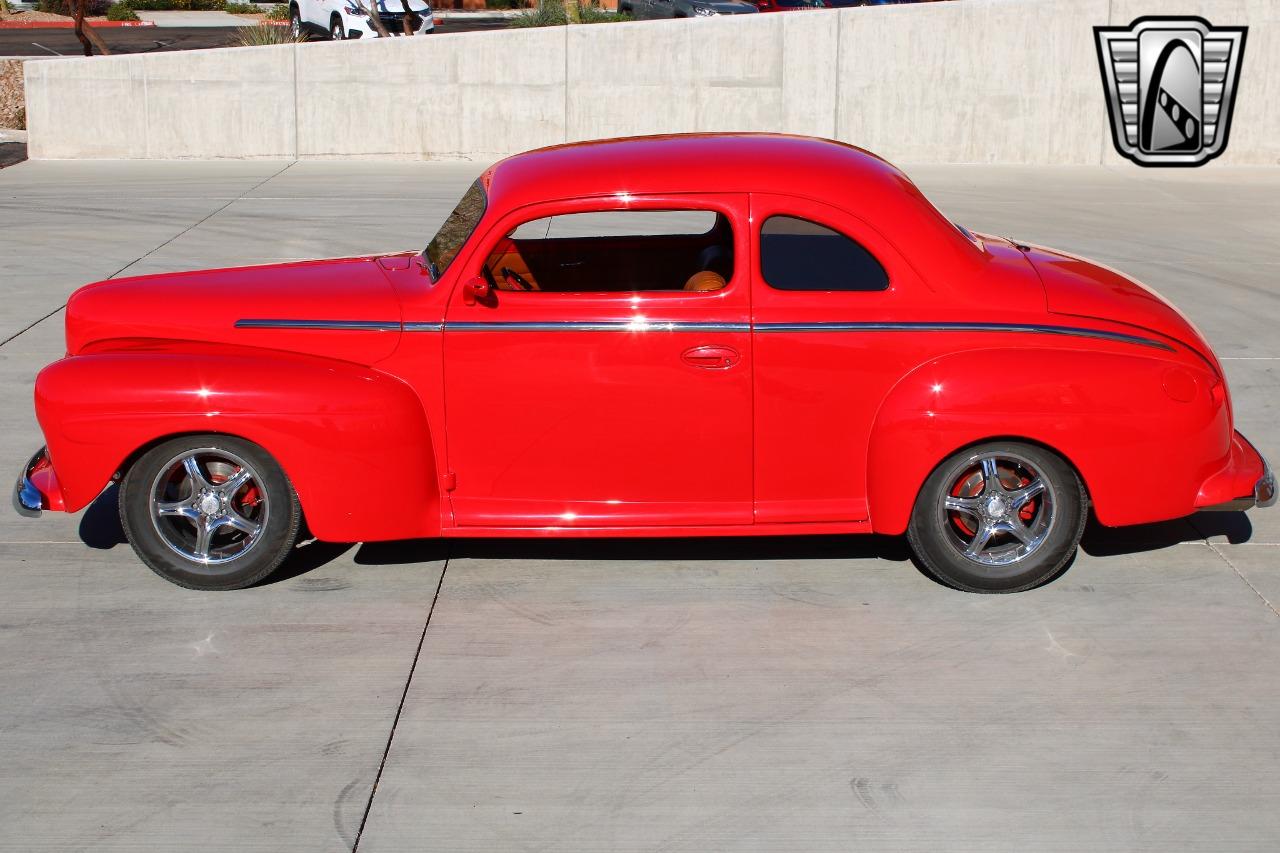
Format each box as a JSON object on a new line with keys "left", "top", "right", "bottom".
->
{"left": 442, "top": 472, "right": 457, "bottom": 492}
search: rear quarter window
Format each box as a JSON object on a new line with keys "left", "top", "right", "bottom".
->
{"left": 760, "top": 215, "right": 889, "bottom": 292}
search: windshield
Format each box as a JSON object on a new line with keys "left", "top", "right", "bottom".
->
{"left": 424, "top": 180, "right": 487, "bottom": 280}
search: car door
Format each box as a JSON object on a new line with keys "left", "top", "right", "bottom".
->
{"left": 748, "top": 193, "right": 927, "bottom": 525}
{"left": 442, "top": 194, "right": 753, "bottom": 529}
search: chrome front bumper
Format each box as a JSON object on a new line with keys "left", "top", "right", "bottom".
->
{"left": 12, "top": 447, "right": 49, "bottom": 518}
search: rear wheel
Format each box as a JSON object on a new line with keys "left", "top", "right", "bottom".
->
{"left": 120, "top": 435, "right": 301, "bottom": 591}
{"left": 330, "top": 15, "right": 345, "bottom": 39}
{"left": 289, "top": 4, "right": 304, "bottom": 39}
{"left": 907, "top": 441, "right": 1086, "bottom": 593}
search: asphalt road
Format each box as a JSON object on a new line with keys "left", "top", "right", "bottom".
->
{"left": 0, "top": 18, "right": 509, "bottom": 56}
{"left": 1, "top": 159, "right": 1278, "bottom": 851}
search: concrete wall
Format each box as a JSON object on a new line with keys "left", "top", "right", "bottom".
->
{"left": 23, "top": 0, "right": 1280, "bottom": 164}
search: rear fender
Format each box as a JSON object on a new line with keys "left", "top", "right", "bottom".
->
{"left": 865, "top": 347, "right": 1229, "bottom": 533}
{"left": 33, "top": 342, "right": 440, "bottom": 541}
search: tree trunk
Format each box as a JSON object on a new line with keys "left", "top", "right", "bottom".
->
{"left": 72, "top": 0, "right": 110, "bottom": 56}
{"left": 400, "top": 0, "right": 414, "bottom": 35}
{"left": 357, "top": 0, "right": 392, "bottom": 36}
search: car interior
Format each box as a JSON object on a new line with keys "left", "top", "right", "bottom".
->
{"left": 482, "top": 210, "right": 734, "bottom": 293}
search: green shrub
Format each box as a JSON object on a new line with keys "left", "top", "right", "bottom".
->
{"left": 39, "top": 0, "right": 111, "bottom": 15}
{"left": 265, "top": 1, "right": 287, "bottom": 18}
{"left": 575, "top": 0, "right": 619, "bottom": 22}
{"left": 225, "top": 1, "right": 257, "bottom": 10}
{"left": 510, "top": 0, "right": 622, "bottom": 27}
{"left": 106, "top": 2, "right": 140, "bottom": 17}
{"left": 509, "top": 0, "right": 566, "bottom": 26}
{"left": 232, "top": 21, "right": 302, "bottom": 44}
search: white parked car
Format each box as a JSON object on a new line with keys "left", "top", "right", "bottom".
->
{"left": 290, "top": 0, "right": 434, "bottom": 40}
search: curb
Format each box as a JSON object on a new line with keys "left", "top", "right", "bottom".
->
{"left": 0, "top": 19, "right": 157, "bottom": 27}
{"left": 434, "top": 10, "right": 524, "bottom": 19}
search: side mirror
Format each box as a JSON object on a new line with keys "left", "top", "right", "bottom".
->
{"left": 462, "top": 276, "right": 492, "bottom": 307}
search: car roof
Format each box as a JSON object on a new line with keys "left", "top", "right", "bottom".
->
{"left": 487, "top": 133, "right": 907, "bottom": 206}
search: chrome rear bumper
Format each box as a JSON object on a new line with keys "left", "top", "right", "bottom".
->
{"left": 1202, "top": 460, "right": 1276, "bottom": 511}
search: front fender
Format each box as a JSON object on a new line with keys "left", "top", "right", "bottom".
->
{"left": 865, "top": 346, "right": 1230, "bottom": 534}
{"left": 33, "top": 341, "right": 440, "bottom": 542}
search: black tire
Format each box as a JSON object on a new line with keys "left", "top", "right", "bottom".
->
{"left": 906, "top": 441, "right": 1086, "bottom": 593}
{"left": 330, "top": 15, "right": 345, "bottom": 40}
{"left": 119, "top": 434, "right": 301, "bottom": 591}
{"left": 289, "top": 4, "right": 305, "bottom": 40}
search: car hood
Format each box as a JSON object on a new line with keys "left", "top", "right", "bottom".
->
{"left": 1021, "top": 244, "right": 1220, "bottom": 372}
{"left": 65, "top": 256, "right": 404, "bottom": 365}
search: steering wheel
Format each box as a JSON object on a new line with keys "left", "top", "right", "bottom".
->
{"left": 501, "top": 267, "right": 534, "bottom": 292}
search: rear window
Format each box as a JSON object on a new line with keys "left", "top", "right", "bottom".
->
{"left": 424, "top": 180, "right": 487, "bottom": 280}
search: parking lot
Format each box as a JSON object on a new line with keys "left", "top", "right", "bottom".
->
{"left": 1, "top": 159, "right": 1277, "bottom": 851}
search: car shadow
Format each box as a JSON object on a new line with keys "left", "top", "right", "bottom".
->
{"left": 77, "top": 483, "right": 1254, "bottom": 587}
{"left": 79, "top": 484, "right": 127, "bottom": 549}
{"left": 1080, "top": 510, "right": 1252, "bottom": 556}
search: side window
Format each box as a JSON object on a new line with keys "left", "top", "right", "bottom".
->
{"left": 484, "top": 209, "right": 733, "bottom": 294}
{"left": 759, "top": 215, "right": 889, "bottom": 292}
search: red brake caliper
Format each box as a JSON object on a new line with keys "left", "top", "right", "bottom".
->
{"left": 950, "top": 469, "right": 982, "bottom": 537}
{"left": 1017, "top": 473, "right": 1036, "bottom": 522}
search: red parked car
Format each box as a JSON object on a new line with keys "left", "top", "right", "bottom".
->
{"left": 15, "top": 134, "right": 1274, "bottom": 593}
{"left": 753, "top": 0, "right": 824, "bottom": 10}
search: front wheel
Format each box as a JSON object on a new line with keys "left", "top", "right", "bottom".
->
{"left": 330, "top": 15, "right": 345, "bottom": 39}
{"left": 907, "top": 441, "right": 1087, "bottom": 593}
{"left": 120, "top": 435, "right": 301, "bottom": 590}
{"left": 289, "top": 5, "right": 304, "bottom": 39}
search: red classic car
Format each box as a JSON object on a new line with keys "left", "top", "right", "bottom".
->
{"left": 14, "top": 134, "right": 1274, "bottom": 593}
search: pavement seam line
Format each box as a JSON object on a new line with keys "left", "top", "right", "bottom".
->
{"left": 0, "top": 303, "right": 64, "bottom": 348}
{"left": 108, "top": 160, "right": 298, "bottom": 281}
{"left": 0, "top": 161, "right": 298, "bottom": 350}
{"left": 350, "top": 551, "right": 450, "bottom": 852}
{"left": 1205, "top": 539, "right": 1280, "bottom": 619}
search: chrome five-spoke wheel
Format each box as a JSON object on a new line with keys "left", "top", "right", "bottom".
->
{"left": 121, "top": 435, "right": 301, "bottom": 590}
{"left": 940, "top": 452, "right": 1054, "bottom": 566}
{"left": 908, "top": 441, "right": 1086, "bottom": 593}
{"left": 150, "top": 448, "right": 268, "bottom": 565}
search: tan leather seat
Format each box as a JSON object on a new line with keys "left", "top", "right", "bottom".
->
{"left": 684, "top": 270, "right": 726, "bottom": 292}
{"left": 487, "top": 240, "right": 540, "bottom": 291}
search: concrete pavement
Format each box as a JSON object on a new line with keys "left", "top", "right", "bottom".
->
{"left": 0, "top": 160, "right": 1277, "bottom": 851}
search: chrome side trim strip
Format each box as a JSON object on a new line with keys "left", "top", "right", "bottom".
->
{"left": 445, "top": 321, "right": 751, "bottom": 333}
{"left": 235, "top": 319, "right": 401, "bottom": 331}
{"left": 234, "top": 318, "right": 1170, "bottom": 350}
{"left": 752, "top": 321, "right": 1174, "bottom": 351}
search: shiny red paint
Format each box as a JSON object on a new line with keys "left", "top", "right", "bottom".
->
{"left": 752, "top": 0, "right": 824, "bottom": 11}
{"left": 21, "top": 134, "right": 1268, "bottom": 543}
